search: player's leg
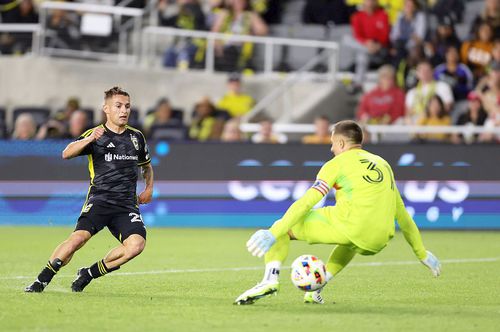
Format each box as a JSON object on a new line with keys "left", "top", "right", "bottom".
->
{"left": 71, "top": 208, "right": 146, "bottom": 292}
{"left": 24, "top": 207, "right": 104, "bottom": 293}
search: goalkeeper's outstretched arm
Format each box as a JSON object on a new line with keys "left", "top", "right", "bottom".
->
{"left": 395, "top": 187, "right": 441, "bottom": 276}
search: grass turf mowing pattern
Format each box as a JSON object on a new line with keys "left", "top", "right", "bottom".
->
{"left": 1, "top": 227, "right": 500, "bottom": 331}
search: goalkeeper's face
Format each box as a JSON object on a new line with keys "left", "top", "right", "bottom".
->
{"left": 104, "top": 95, "right": 131, "bottom": 128}
{"left": 330, "top": 133, "right": 345, "bottom": 156}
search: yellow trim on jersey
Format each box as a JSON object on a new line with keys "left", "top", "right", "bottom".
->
{"left": 80, "top": 128, "right": 93, "bottom": 138}
{"left": 80, "top": 185, "right": 92, "bottom": 214}
{"left": 137, "top": 159, "right": 151, "bottom": 166}
{"left": 125, "top": 125, "right": 142, "bottom": 133}
{"left": 88, "top": 154, "right": 95, "bottom": 185}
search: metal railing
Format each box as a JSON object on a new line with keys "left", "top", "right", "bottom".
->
{"left": 37, "top": 1, "right": 144, "bottom": 63}
{"left": 141, "top": 26, "right": 339, "bottom": 76}
{"left": 0, "top": 23, "right": 40, "bottom": 54}
{"left": 240, "top": 123, "right": 500, "bottom": 143}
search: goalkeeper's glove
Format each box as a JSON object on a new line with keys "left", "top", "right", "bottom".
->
{"left": 421, "top": 250, "right": 441, "bottom": 277}
{"left": 246, "top": 230, "right": 276, "bottom": 258}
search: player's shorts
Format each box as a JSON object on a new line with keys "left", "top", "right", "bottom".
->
{"left": 290, "top": 207, "right": 376, "bottom": 255}
{"left": 75, "top": 201, "right": 146, "bottom": 242}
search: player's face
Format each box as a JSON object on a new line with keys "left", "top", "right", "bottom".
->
{"left": 104, "top": 95, "right": 131, "bottom": 127}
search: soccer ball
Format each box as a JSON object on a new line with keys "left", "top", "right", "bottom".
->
{"left": 290, "top": 255, "right": 327, "bottom": 291}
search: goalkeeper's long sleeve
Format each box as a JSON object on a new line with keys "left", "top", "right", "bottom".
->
{"left": 269, "top": 188, "right": 324, "bottom": 239}
{"left": 395, "top": 188, "right": 427, "bottom": 260}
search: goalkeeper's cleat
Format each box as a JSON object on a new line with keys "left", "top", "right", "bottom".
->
{"left": 71, "top": 268, "right": 93, "bottom": 292}
{"left": 304, "top": 290, "right": 324, "bottom": 304}
{"left": 234, "top": 281, "right": 279, "bottom": 305}
{"left": 24, "top": 280, "right": 47, "bottom": 293}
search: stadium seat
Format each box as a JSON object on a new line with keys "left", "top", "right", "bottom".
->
{"left": 13, "top": 107, "right": 51, "bottom": 128}
{"left": 150, "top": 124, "right": 188, "bottom": 141}
{"left": 0, "top": 107, "right": 6, "bottom": 139}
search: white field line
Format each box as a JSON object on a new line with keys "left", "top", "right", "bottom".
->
{"left": 1, "top": 257, "right": 499, "bottom": 281}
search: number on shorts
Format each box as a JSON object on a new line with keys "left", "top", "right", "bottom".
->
{"left": 129, "top": 212, "right": 143, "bottom": 223}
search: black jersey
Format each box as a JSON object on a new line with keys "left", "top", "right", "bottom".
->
{"left": 77, "top": 124, "right": 151, "bottom": 208}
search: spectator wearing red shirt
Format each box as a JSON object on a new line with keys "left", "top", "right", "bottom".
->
{"left": 357, "top": 65, "right": 406, "bottom": 124}
{"left": 342, "top": 0, "right": 390, "bottom": 93}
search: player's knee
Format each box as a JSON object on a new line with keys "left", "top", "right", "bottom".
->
{"left": 124, "top": 237, "right": 145, "bottom": 259}
{"left": 67, "top": 231, "right": 90, "bottom": 251}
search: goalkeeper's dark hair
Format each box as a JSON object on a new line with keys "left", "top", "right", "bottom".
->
{"left": 333, "top": 120, "right": 363, "bottom": 145}
{"left": 104, "top": 86, "right": 129, "bottom": 100}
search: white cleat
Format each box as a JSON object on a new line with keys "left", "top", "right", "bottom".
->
{"left": 234, "top": 281, "right": 279, "bottom": 305}
{"left": 304, "top": 290, "right": 324, "bottom": 304}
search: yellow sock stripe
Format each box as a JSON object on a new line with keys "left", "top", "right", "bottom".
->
{"left": 98, "top": 261, "right": 108, "bottom": 276}
{"left": 46, "top": 262, "right": 57, "bottom": 274}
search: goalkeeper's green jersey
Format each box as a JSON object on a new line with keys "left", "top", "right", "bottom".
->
{"left": 269, "top": 148, "right": 426, "bottom": 258}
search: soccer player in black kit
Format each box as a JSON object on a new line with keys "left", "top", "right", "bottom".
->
{"left": 25, "top": 87, "right": 154, "bottom": 293}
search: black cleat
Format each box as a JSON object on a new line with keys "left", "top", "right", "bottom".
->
{"left": 25, "top": 280, "right": 47, "bottom": 293}
{"left": 71, "top": 268, "right": 92, "bottom": 292}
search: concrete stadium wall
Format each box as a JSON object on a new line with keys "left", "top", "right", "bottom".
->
{"left": 0, "top": 57, "right": 341, "bottom": 127}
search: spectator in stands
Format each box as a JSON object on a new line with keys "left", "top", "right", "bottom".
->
{"left": 217, "top": 73, "right": 255, "bottom": 117}
{"left": 451, "top": 91, "right": 488, "bottom": 144}
{"left": 405, "top": 60, "right": 454, "bottom": 123}
{"left": 12, "top": 113, "right": 37, "bottom": 140}
{"left": 357, "top": 64, "right": 405, "bottom": 124}
{"left": 54, "top": 97, "right": 80, "bottom": 124}
{"left": 396, "top": 44, "right": 426, "bottom": 90}
{"left": 345, "top": 0, "right": 403, "bottom": 25}
{"left": 143, "top": 98, "right": 183, "bottom": 138}
{"left": 342, "top": 0, "right": 391, "bottom": 93}
{"left": 488, "top": 39, "right": 500, "bottom": 71}
{"left": 434, "top": 46, "right": 474, "bottom": 101}
{"left": 476, "top": 60, "right": 500, "bottom": 115}
{"left": 65, "top": 110, "right": 90, "bottom": 139}
{"left": 211, "top": 0, "right": 268, "bottom": 72}
{"left": 251, "top": 118, "right": 287, "bottom": 144}
{"left": 478, "top": 90, "right": 500, "bottom": 143}
{"left": 424, "top": 15, "right": 462, "bottom": 67}
{"left": 415, "top": 95, "right": 451, "bottom": 142}
{"left": 427, "top": 0, "right": 464, "bottom": 26}
{"left": 461, "top": 22, "right": 494, "bottom": 81}
{"left": 221, "top": 118, "right": 247, "bottom": 142}
{"left": 189, "top": 97, "right": 224, "bottom": 141}
{"left": 302, "top": 0, "right": 356, "bottom": 25}
{"left": 302, "top": 116, "right": 331, "bottom": 144}
{"left": 251, "top": 0, "right": 283, "bottom": 24}
{"left": 390, "top": 0, "right": 426, "bottom": 63}
{"left": 159, "top": 0, "right": 207, "bottom": 69}
{"left": 469, "top": 0, "right": 500, "bottom": 40}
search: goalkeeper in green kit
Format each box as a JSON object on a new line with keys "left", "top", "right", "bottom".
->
{"left": 234, "top": 120, "right": 441, "bottom": 305}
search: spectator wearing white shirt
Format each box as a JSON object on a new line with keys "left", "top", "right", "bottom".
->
{"left": 251, "top": 119, "right": 287, "bottom": 144}
{"left": 405, "top": 60, "right": 454, "bottom": 124}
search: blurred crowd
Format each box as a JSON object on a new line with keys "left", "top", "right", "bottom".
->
{"left": 1, "top": 0, "right": 499, "bottom": 144}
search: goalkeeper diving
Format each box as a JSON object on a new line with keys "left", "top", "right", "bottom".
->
{"left": 234, "top": 120, "right": 441, "bottom": 305}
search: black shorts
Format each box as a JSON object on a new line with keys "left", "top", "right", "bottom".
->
{"left": 75, "top": 202, "right": 147, "bottom": 242}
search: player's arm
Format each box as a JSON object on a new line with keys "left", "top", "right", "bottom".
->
{"left": 395, "top": 186, "right": 441, "bottom": 276}
{"left": 247, "top": 162, "right": 336, "bottom": 257}
{"left": 138, "top": 163, "right": 154, "bottom": 204}
{"left": 62, "top": 127, "right": 104, "bottom": 159}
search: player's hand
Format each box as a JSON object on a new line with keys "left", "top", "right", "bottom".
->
{"left": 421, "top": 250, "right": 441, "bottom": 277}
{"left": 246, "top": 230, "right": 276, "bottom": 258}
{"left": 89, "top": 127, "right": 105, "bottom": 142}
{"left": 138, "top": 188, "right": 153, "bottom": 204}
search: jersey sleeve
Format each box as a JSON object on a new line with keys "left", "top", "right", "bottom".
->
{"left": 394, "top": 186, "right": 427, "bottom": 260}
{"left": 137, "top": 132, "right": 151, "bottom": 166}
{"left": 75, "top": 128, "right": 94, "bottom": 156}
{"left": 269, "top": 160, "right": 338, "bottom": 238}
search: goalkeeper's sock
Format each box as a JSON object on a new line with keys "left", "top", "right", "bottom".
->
{"left": 37, "top": 258, "right": 63, "bottom": 284}
{"left": 261, "top": 261, "right": 281, "bottom": 283}
{"left": 88, "top": 260, "right": 120, "bottom": 279}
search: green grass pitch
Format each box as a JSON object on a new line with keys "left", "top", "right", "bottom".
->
{"left": 1, "top": 227, "right": 500, "bottom": 331}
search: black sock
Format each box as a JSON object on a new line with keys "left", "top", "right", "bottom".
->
{"left": 37, "top": 258, "right": 63, "bottom": 284}
{"left": 88, "top": 260, "right": 120, "bottom": 279}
